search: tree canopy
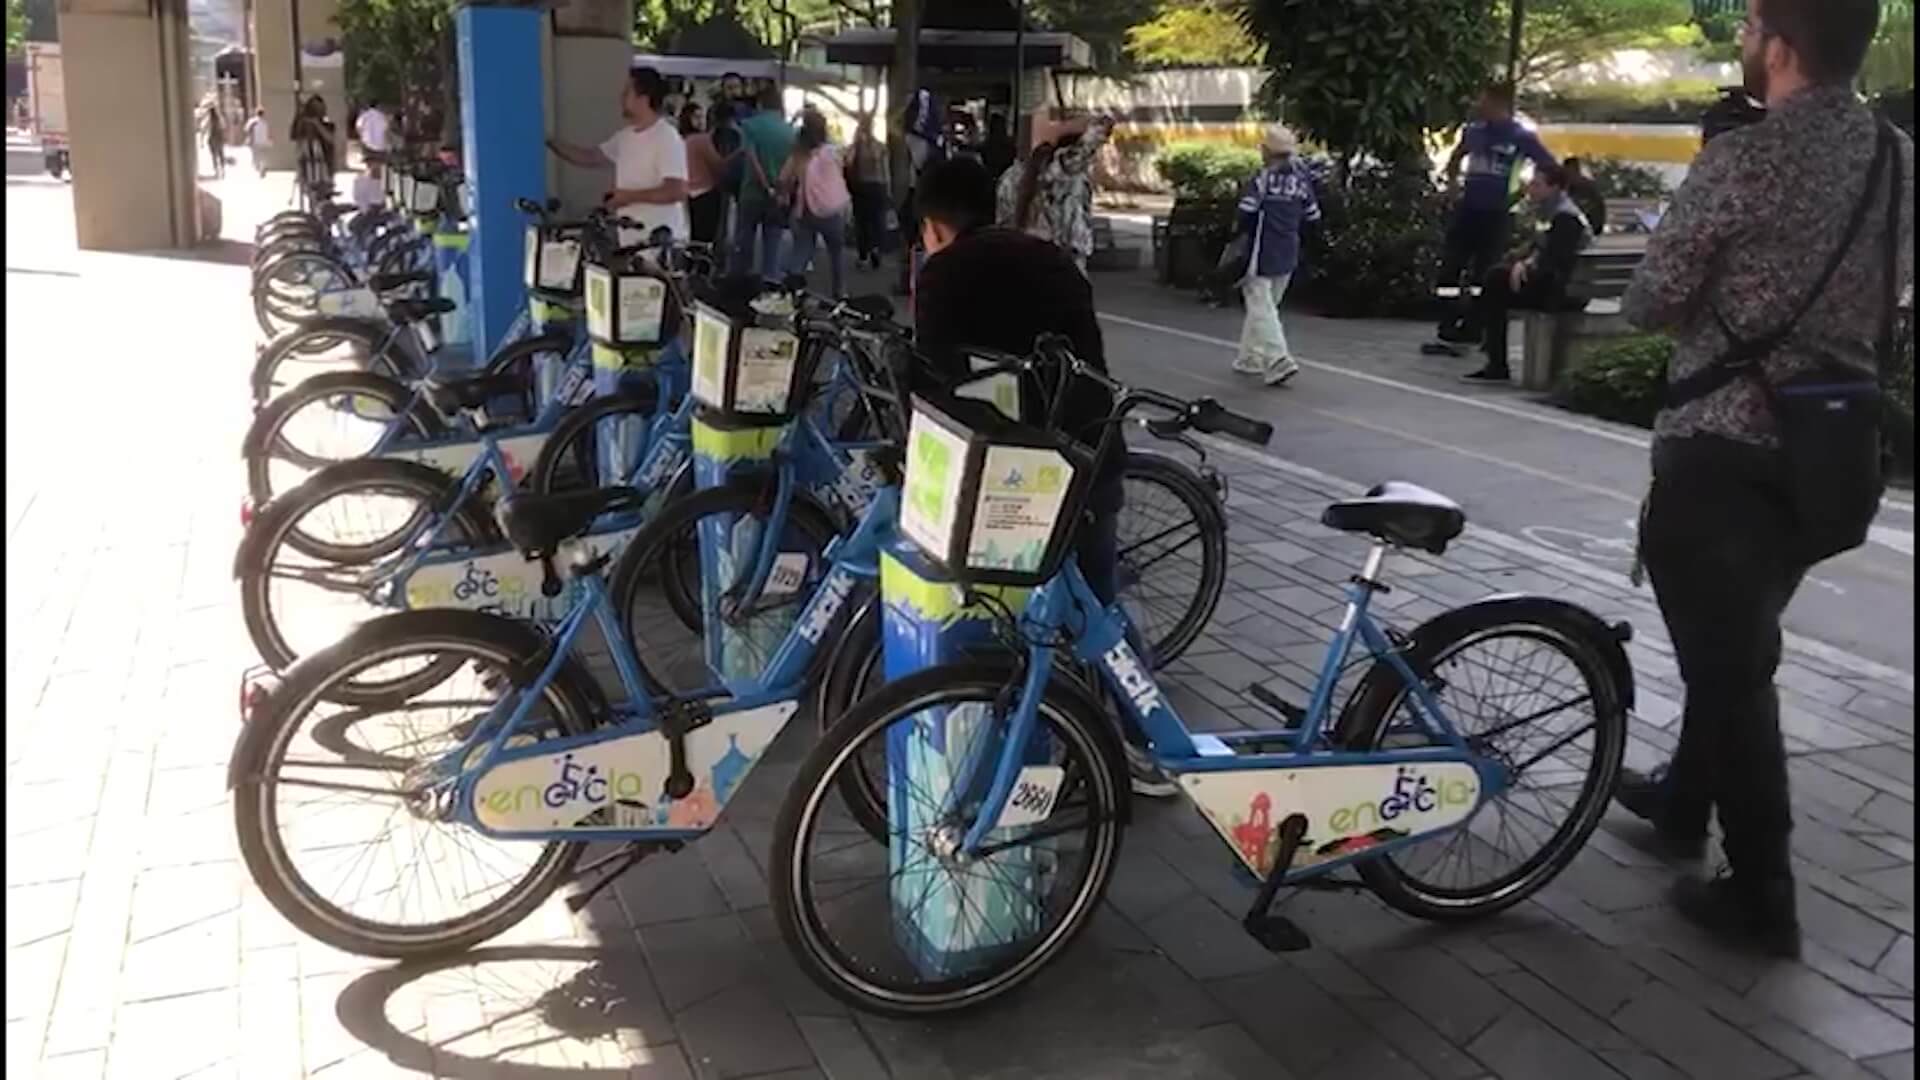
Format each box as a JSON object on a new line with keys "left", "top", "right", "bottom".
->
{"left": 1503, "top": 0, "right": 1695, "bottom": 86}
{"left": 1125, "top": 0, "right": 1260, "bottom": 68}
{"left": 1244, "top": 0, "right": 1499, "bottom": 170}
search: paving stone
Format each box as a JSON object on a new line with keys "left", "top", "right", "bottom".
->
{"left": 1865, "top": 1050, "right": 1915, "bottom": 1080}
{"left": 1348, "top": 946, "right": 1511, "bottom": 1047}
{"left": 1613, "top": 980, "right": 1798, "bottom": 1080}
{"left": 1467, "top": 1009, "right": 1621, "bottom": 1080}
{"left": 673, "top": 984, "right": 813, "bottom": 1080}
{"left": 1747, "top": 964, "right": 1916, "bottom": 1061}
{"left": 793, "top": 1015, "right": 888, "bottom": 1080}
{"left": 1138, "top": 892, "right": 1281, "bottom": 982}
{"left": 1487, "top": 969, "right": 1638, "bottom": 1052}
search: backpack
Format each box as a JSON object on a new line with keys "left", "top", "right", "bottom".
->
{"left": 1663, "top": 120, "right": 1905, "bottom": 566}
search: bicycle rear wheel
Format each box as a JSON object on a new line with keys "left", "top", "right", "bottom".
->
{"left": 771, "top": 660, "right": 1127, "bottom": 1016}
{"left": 244, "top": 370, "right": 446, "bottom": 507}
{"left": 232, "top": 610, "right": 594, "bottom": 958}
{"left": 1339, "top": 600, "right": 1628, "bottom": 921}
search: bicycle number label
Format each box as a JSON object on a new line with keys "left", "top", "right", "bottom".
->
{"left": 767, "top": 552, "right": 810, "bottom": 596}
{"left": 994, "top": 766, "right": 1065, "bottom": 830}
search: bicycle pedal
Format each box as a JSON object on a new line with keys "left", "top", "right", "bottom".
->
{"left": 1245, "top": 683, "right": 1307, "bottom": 728}
{"left": 1243, "top": 913, "right": 1313, "bottom": 954}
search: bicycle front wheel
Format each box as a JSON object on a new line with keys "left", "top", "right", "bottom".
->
{"left": 1114, "top": 452, "right": 1227, "bottom": 664}
{"left": 1339, "top": 600, "right": 1629, "bottom": 921}
{"left": 232, "top": 610, "right": 595, "bottom": 959}
{"left": 771, "top": 661, "right": 1128, "bottom": 1017}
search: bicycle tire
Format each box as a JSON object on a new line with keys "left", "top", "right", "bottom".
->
{"left": 239, "top": 459, "right": 499, "bottom": 702}
{"left": 1337, "top": 598, "right": 1628, "bottom": 921}
{"left": 770, "top": 659, "right": 1128, "bottom": 1017}
{"left": 244, "top": 370, "right": 448, "bottom": 508}
{"left": 253, "top": 251, "right": 358, "bottom": 338}
{"left": 232, "top": 609, "right": 597, "bottom": 958}
{"left": 252, "top": 318, "right": 418, "bottom": 404}
{"left": 604, "top": 479, "right": 842, "bottom": 697}
{"left": 1113, "top": 452, "right": 1227, "bottom": 665}
{"left": 525, "top": 390, "right": 664, "bottom": 496}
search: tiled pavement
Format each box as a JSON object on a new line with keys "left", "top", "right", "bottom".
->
{"left": 5, "top": 179, "right": 1915, "bottom": 1079}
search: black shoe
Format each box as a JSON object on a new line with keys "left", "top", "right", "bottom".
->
{"left": 1615, "top": 766, "right": 1708, "bottom": 860}
{"left": 1460, "top": 366, "right": 1512, "bottom": 383}
{"left": 1437, "top": 325, "right": 1480, "bottom": 345}
{"left": 1671, "top": 870, "right": 1801, "bottom": 959}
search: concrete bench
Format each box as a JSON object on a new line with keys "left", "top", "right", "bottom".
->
{"left": 1517, "top": 249, "right": 1645, "bottom": 392}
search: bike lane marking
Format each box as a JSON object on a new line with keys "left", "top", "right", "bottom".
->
{"left": 1098, "top": 309, "right": 1918, "bottom": 516}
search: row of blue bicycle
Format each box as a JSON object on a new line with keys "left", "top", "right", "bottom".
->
{"left": 226, "top": 156, "right": 1638, "bottom": 1015}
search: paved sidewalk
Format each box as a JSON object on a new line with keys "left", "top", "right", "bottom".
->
{"left": 5, "top": 178, "right": 1913, "bottom": 1079}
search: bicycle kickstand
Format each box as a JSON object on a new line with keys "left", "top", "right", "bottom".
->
{"left": 1241, "top": 812, "right": 1314, "bottom": 954}
{"left": 565, "top": 836, "right": 684, "bottom": 913}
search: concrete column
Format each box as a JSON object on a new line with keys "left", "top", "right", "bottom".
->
{"left": 59, "top": 0, "right": 201, "bottom": 249}
{"left": 251, "top": 0, "right": 346, "bottom": 171}
{"left": 548, "top": 0, "right": 629, "bottom": 217}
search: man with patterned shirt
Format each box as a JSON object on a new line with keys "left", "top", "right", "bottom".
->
{"left": 1614, "top": 0, "right": 1913, "bottom": 958}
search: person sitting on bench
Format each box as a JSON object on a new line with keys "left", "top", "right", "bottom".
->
{"left": 1462, "top": 163, "right": 1594, "bottom": 383}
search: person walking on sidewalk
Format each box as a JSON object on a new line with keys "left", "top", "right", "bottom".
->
{"left": 201, "top": 99, "right": 226, "bottom": 179}
{"left": 846, "top": 117, "right": 890, "bottom": 270}
{"left": 781, "top": 109, "right": 852, "bottom": 297}
{"left": 1613, "top": 0, "right": 1913, "bottom": 959}
{"left": 1231, "top": 125, "right": 1321, "bottom": 386}
{"left": 1460, "top": 163, "right": 1592, "bottom": 383}
{"left": 1425, "top": 85, "right": 1557, "bottom": 355}
{"left": 243, "top": 108, "right": 271, "bottom": 178}
{"left": 732, "top": 84, "right": 796, "bottom": 285}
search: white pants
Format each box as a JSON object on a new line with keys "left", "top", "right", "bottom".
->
{"left": 1238, "top": 273, "right": 1293, "bottom": 366}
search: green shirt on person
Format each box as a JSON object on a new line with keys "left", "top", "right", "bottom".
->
{"left": 737, "top": 108, "right": 795, "bottom": 208}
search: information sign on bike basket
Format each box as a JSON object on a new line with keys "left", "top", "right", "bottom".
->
{"left": 690, "top": 298, "right": 804, "bottom": 417}
{"left": 410, "top": 176, "right": 441, "bottom": 216}
{"left": 584, "top": 263, "right": 673, "bottom": 347}
{"left": 523, "top": 226, "right": 583, "bottom": 294}
{"left": 899, "top": 396, "right": 1091, "bottom": 588}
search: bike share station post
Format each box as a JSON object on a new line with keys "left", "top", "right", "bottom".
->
{"left": 886, "top": 392, "right": 1089, "bottom": 976}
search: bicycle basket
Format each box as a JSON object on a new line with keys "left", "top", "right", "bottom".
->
{"left": 409, "top": 176, "right": 441, "bottom": 216}
{"left": 898, "top": 394, "right": 1095, "bottom": 588}
{"left": 523, "top": 225, "right": 584, "bottom": 296}
{"left": 584, "top": 261, "right": 676, "bottom": 348}
{"left": 690, "top": 295, "right": 806, "bottom": 418}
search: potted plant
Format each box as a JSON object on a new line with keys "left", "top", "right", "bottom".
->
{"left": 1154, "top": 142, "right": 1260, "bottom": 289}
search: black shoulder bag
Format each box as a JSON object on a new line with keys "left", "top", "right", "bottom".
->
{"left": 1663, "top": 120, "right": 1904, "bottom": 566}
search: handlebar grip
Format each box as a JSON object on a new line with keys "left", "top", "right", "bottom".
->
{"left": 514, "top": 197, "right": 544, "bottom": 216}
{"left": 1192, "top": 399, "right": 1273, "bottom": 447}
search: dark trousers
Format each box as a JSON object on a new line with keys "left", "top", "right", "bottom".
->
{"left": 688, "top": 189, "right": 726, "bottom": 247}
{"left": 1437, "top": 206, "right": 1511, "bottom": 337}
{"left": 849, "top": 180, "right": 888, "bottom": 262}
{"left": 1643, "top": 436, "right": 1808, "bottom": 881}
{"left": 1470, "top": 264, "right": 1565, "bottom": 375}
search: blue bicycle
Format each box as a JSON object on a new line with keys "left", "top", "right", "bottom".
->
{"left": 765, "top": 342, "right": 1635, "bottom": 1015}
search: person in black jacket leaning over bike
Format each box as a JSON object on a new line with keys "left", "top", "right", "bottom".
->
{"left": 1459, "top": 162, "right": 1593, "bottom": 383}
{"left": 910, "top": 156, "right": 1176, "bottom": 798}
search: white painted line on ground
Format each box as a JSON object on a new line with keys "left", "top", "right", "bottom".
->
{"left": 1192, "top": 431, "right": 1916, "bottom": 695}
{"left": 1100, "top": 309, "right": 1919, "bottom": 514}
{"left": 1103, "top": 309, "right": 1920, "bottom": 529}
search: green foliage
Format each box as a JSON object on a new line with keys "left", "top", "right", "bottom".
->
{"left": 1033, "top": 0, "right": 1160, "bottom": 71}
{"left": 335, "top": 0, "right": 455, "bottom": 138}
{"left": 1156, "top": 142, "right": 1261, "bottom": 202}
{"left": 1125, "top": 0, "right": 1259, "bottom": 68}
{"left": 1500, "top": 0, "right": 1693, "bottom": 85}
{"left": 1524, "top": 77, "right": 1721, "bottom": 123}
{"left": 1863, "top": 0, "right": 1914, "bottom": 94}
{"left": 1584, "top": 157, "right": 1670, "bottom": 199}
{"left": 7, "top": 0, "right": 26, "bottom": 55}
{"left": 1558, "top": 335, "right": 1671, "bottom": 428}
{"left": 1244, "top": 0, "right": 1499, "bottom": 170}
{"left": 1297, "top": 164, "right": 1452, "bottom": 318}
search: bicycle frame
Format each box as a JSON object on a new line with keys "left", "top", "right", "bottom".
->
{"left": 442, "top": 486, "right": 901, "bottom": 842}
{"left": 946, "top": 544, "right": 1512, "bottom": 884}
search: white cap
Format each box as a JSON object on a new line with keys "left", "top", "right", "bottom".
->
{"left": 1263, "top": 124, "right": 1298, "bottom": 154}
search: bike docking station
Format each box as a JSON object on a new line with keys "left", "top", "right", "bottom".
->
{"left": 885, "top": 392, "right": 1093, "bottom": 979}
{"left": 585, "top": 233, "right": 681, "bottom": 489}
{"left": 687, "top": 287, "right": 808, "bottom": 686}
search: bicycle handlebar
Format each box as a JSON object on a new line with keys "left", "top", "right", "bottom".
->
{"left": 949, "top": 332, "right": 1274, "bottom": 450}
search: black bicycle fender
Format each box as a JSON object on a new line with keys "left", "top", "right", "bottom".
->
{"left": 1449, "top": 593, "right": 1636, "bottom": 711}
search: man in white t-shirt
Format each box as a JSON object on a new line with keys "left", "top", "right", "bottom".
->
{"left": 355, "top": 102, "right": 391, "bottom": 161}
{"left": 547, "top": 67, "right": 689, "bottom": 241}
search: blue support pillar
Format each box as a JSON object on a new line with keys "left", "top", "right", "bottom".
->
{"left": 457, "top": 2, "right": 547, "bottom": 360}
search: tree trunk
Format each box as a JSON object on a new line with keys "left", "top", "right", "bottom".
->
{"left": 887, "top": 0, "right": 919, "bottom": 207}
